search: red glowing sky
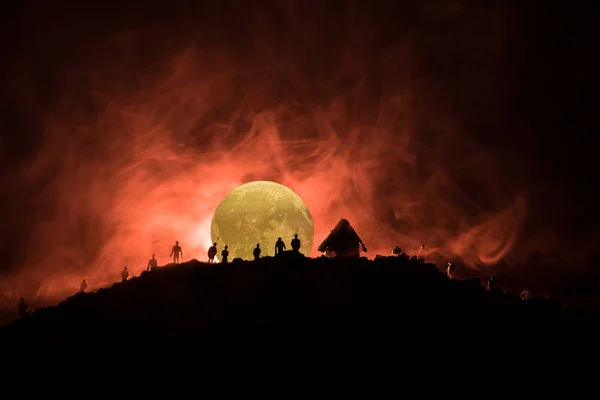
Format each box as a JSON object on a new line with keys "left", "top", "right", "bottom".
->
{"left": 1, "top": 1, "right": 577, "bottom": 309}
{"left": 3, "top": 45, "right": 526, "bottom": 304}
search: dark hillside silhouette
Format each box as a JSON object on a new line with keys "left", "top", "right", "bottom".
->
{"left": 1, "top": 256, "right": 597, "bottom": 395}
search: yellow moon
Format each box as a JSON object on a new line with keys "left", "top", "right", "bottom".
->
{"left": 210, "top": 181, "right": 314, "bottom": 260}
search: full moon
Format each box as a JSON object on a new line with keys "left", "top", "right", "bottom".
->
{"left": 210, "top": 181, "right": 314, "bottom": 260}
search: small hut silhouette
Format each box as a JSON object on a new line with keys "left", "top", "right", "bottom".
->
{"left": 318, "top": 218, "right": 367, "bottom": 257}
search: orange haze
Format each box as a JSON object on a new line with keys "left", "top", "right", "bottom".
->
{"left": 0, "top": 2, "right": 534, "bottom": 309}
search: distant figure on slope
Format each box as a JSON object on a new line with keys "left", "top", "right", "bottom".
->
{"left": 170, "top": 241, "right": 183, "bottom": 264}
{"left": 392, "top": 246, "right": 403, "bottom": 257}
{"left": 221, "top": 245, "right": 229, "bottom": 264}
{"left": 291, "top": 234, "right": 301, "bottom": 253}
{"left": 207, "top": 243, "right": 218, "bottom": 263}
{"left": 121, "top": 266, "right": 129, "bottom": 282}
{"left": 147, "top": 254, "right": 158, "bottom": 271}
{"left": 446, "top": 262, "right": 455, "bottom": 279}
{"left": 18, "top": 297, "right": 30, "bottom": 318}
{"left": 275, "top": 237, "right": 286, "bottom": 256}
{"left": 80, "top": 279, "right": 88, "bottom": 293}
{"left": 417, "top": 245, "right": 427, "bottom": 261}
{"left": 487, "top": 276, "right": 496, "bottom": 290}
{"left": 253, "top": 244, "right": 261, "bottom": 261}
{"left": 317, "top": 218, "right": 367, "bottom": 258}
{"left": 520, "top": 289, "right": 531, "bottom": 300}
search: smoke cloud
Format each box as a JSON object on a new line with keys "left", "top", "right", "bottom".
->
{"left": 0, "top": 1, "right": 553, "bottom": 308}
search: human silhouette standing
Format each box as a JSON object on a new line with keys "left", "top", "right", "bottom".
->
{"left": 417, "top": 245, "right": 427, "bottom": 261}
{"left": 291, "top": 234, "right": 301, "bottom": 253}
{"left": 80, "top": 279, "right": 88, "bottom": 293}
{"left": 121, "top": 266, "right": 129, "bottom": 282}
{"left": 221, "top": 245, "right": 229, "bottom": 264}
{"left": 275, "top": 237, "right": 286, "bottom": 255}
{"left": 170, "top": 241, "right": 183, "bottom": 264}
{"left": 18, "top": 297, "right": 30, "bottom": 318}
{"left": 207, "top": 243, "right": 217, "bottom": 263}
{"left": 446, "top": 262, "right": 454, "bottom": 279}
{"left": 147, "top": 254, "right": 158, "bottom": 271}
{"left": 487, "top": 276, "right": 496, "bottom": 290}
{"left": 253, "top": 244, "right": 261, "bottom": 261}
{"left": 392, "top": 246, "right": 403, "bottom": 256}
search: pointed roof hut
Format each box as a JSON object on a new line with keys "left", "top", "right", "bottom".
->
{"left": 317, "top": 218, "right": 367, "bottom": 257}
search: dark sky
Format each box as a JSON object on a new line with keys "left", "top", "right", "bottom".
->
{"left": 0, "top": 0, "right": 597, "bottom": 274}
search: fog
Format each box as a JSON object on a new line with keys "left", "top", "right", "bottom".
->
{"left": 1, "top": 1, "right": 575, "bottom": 308}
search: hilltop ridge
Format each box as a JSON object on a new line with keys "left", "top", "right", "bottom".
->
{"left": 1, "top": 254, "right": 596, "bottom": 394}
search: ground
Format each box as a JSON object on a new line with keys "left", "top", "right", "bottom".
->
{"left": 0, "top": 254, "right": 597, "bottom": 395}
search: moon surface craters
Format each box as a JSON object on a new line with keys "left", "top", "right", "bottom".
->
{"left": 211, "top": 181, "right": 314, "bottom": 260}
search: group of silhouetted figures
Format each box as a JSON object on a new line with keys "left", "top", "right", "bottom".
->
{"left": 124, "top": 242, "right": 181, "bottom": 281}
{"left": 71, "top": 243, "right": 181, "bottom": 301}
{"left": 205, "top": 233, "right": 303, "bottom": 264}
{"left": 15, "top": 218, "right": 534, "bottom": 319}
{"left": 109, "top": 235, "right": 302, "bottom": 290}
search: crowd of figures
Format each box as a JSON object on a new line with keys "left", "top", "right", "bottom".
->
{"left": 14, "top": 217, "right": 533, "bottom": 319}
{"left": 206, "top": 233, "right": 303, "bottom": 264}
{"left": 16, "top": 233, "right": 307, "bottom": 317}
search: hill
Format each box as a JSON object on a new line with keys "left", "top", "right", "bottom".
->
{"left": 1, "top": 254, "right": 597, "bottom": 395}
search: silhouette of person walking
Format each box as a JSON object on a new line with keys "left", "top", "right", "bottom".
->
{"left": 80, "top": 279, "right": 88, "bottom": 293}
{"left": 291, "top": 234, "right": 301, "bottom": 253}
{"left": 275, "top": 237, "right": 286, "bottom": 256}
{"left": 207, "top": 243, "right": 218, "bottom": 263}
{"left": 221, "top": 245, "right": 229, "bottom": 264}
{"left": 253, "top": 244, "right": 261, "bottom": 261}
{"left": 121, "top": 266, "right": 129, "bottom": 282}
{"left": 18, "top": 297, "right": 30, "bottom": 318}
{"left": 170, "top": 241, "right": 183, "bottom": 264}
{"left": 446, "top": 262, "right": 454, "bottom": 279}
{"left": 147, "top": 254, "right": 158, "bottom": 271}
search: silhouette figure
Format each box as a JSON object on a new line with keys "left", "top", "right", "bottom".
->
{"left": 80, "top": 279, "right": 88, "bottom": 293}
{"left": 18, "top": 297, "right": 30, "bottom": 318}
{"left": 207, "top": 243, "right": 217, "bottom": 263}
{"left": 487, "top": 276, "right": 496, "bottom": 290}
{"left": 121, "top": 266, "right": 129, "bottom": 282}
{"left": 291, "top": 234, "right": 301, "bottom": 253}
{"left": 170, "top": 241, "right": 183, "bottom": 264}
{"left": 275, "top": 237, "right": 286, "bottom": 256}
{"left": 446, "top": 262, "right": 454, "bottom": 279}
{"left": 317, "top": 219, "right": 367, "bottom": 258}
{"left": 417, "top": 245, "right": 427, "bottom": 261}
{"left": 253, "top": 244, "right": 261, "bottom": 261}
{"left": 521, "top": 289, "right": 531, "bottom": 300}
{"left": 392, "top": 246, "right": 403, "bottom": 256}
{"left": 147, "top": 254, "right": 158, "bottom": 271}
{"left": 221, "top": 245, "right": 229, "bottom": 264}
